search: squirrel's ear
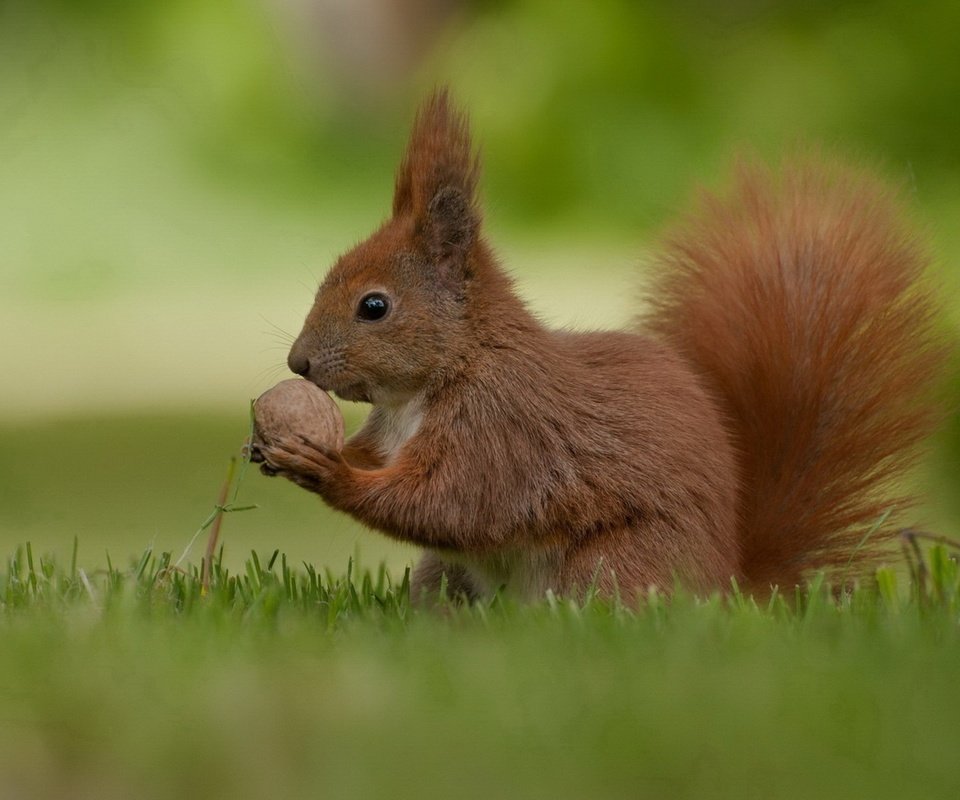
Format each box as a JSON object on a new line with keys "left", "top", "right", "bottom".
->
{"left": 392, "top": 88, "right": 481, "bottom": 238}
{"left": 396, "top": 184, "right": 477, "bottom": 293}
{"left": 422, "top": 184, "right": 478, "bottom": 265}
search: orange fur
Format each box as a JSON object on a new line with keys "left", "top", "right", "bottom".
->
{"left": 261, "top": 90, "right": 946, "bottom": 601}
{"left": 645, "top": 159, "right": 945, "bottom": 590}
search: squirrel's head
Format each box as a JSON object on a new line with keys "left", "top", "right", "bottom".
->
{"left": 289, "top": 89, "right": 484, "bottom": 405}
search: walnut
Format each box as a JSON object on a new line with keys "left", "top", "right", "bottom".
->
{"left": 250, "top": 380, "right": 344, "bottom": 463}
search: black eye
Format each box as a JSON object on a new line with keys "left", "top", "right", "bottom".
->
{"left": 357, "top": 292, "right": 391, "bottom": 322}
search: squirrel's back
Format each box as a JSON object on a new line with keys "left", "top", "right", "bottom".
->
{"left": 645, "top": 157, "right": 946, "bottom": 591}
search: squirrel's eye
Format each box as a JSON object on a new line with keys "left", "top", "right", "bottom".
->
{"left": 357, "top": 292, "right": 391, "bottom": 322}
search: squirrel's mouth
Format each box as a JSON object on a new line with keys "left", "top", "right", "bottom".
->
{"left": 333, "top": 382, "right": 371, "bottom": 404}
{"left": 300, "top": 372, "right": 370, "bottom": 404}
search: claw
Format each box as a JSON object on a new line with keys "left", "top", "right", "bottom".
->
{"left": 295, "top": 434, "right": 341, "bottom": 463}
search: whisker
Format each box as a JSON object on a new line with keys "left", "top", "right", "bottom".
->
{"left": 250, "top": 362, "right": 290, "bottom": 386}
{"left": 250, "top": 363, "right": 285, "bottom": 382}
{"left": 298, "top": 261, "right": 321, "bottom": 287}
{"left": 263, "top": 332, "right": 296, "bottom": 346}
{"left": 259, "top": 315, "right": 297, "bottom": 343}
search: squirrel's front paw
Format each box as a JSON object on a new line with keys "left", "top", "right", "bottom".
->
{"left": 259, "top": 435, "right": 347, "bottom": 496}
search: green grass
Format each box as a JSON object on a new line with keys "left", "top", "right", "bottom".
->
{"left": 2, "top": 416, "right": 958, "bottom": 799}
{"left": 1, "top": 538, "right": 959, "bottom": 800}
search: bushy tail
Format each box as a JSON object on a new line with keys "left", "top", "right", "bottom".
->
{"left": 645, "top": 156, "right": 946, "bottom": 590}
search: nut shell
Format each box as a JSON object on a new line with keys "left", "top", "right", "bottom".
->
{"left": 252, "top": 379, "right": 345, "bottom": 452}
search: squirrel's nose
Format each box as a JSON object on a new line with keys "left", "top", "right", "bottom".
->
{"left": 287, "top": 349, "right": 310, "bottom": 376}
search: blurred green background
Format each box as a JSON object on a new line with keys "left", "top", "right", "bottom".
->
{"left": 2, "top": 0, "right": 958, "bottom": 572}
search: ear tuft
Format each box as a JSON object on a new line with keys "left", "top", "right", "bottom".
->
{"left": 392, "top": 88, "right": 481, "bottom": 227}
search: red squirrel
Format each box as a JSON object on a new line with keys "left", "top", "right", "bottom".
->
{"left": 257, "top": 89, "right": 945, "bottom": 601}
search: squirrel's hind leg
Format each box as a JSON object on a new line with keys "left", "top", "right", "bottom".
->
{"left": 560, "top": 528, "right": 684, "bottom": 604}
{"left": 409, "top": 551, "right": 480, "bottom": 606}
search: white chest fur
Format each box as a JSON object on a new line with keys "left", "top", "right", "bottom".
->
{"left": 374, "top": 396, "right": 425, "bottom": 463}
